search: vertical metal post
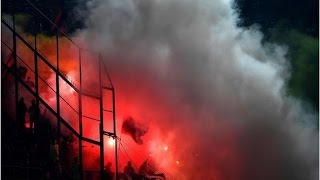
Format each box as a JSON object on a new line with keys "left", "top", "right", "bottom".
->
{"left": 78, "top": 48, "right": 83, "bottom": 180}
{"left": 56, "top": 30, "right": 61, "bottom": 173}
{"left": 112, "top": 89, "right": 118, "bottom": 180}
{"left": 34, "top": 15, "right": 40, "bottom": 124}
{"left": 12, "top": 9, "right": 19, "bottom": 126}
{"left": 99, "top": 56, "right": 104, "bottom": 179}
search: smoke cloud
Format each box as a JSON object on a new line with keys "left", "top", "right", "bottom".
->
{"left": 2, "top": 0, "right": 317, "bottom": 179}
{"left": 2, "top": 0, "right": 284, "bottom": 179}
{"left": 75, "top": 0, "right": 318, "bottom": 179}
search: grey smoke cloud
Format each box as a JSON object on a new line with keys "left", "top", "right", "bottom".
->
{"left": 77, "top": 0, "right": 318, "bottom": 179}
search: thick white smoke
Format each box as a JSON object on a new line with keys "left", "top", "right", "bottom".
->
{"left": 76, "top": 0, "right": 318, "bottom": 179}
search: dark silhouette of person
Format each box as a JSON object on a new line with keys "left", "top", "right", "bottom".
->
{"left": 18, "top": 65, "right": 28, "bottom": 80}
{"left": 103, "top": 162, "right": 114, "bottom": 180}
{"left": 26, "top": 76, "right": 35, "bottom": 89}
{"left": 17, "top": 97, "right": 27, "bottom": 132}
{"left": 28, "top": 99, "right": 40, "bottom": 133}
{"left": 37, "top": 117, "right": 52, "bottom": 165}
{"left": 139, "top": 160, "right": 165, "bottom": 180}
{"left": 138, "top": 160, "right": 149, "bottom": 176}
{"left": 124, "top": 161, "right": 135, "bottom": 178}
{"left": 71, "top": 157, "right": 81, "bottom": 180}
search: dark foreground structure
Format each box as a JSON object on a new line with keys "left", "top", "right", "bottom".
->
{"left": 1, "top": 0, "right": 119, "bottom": 179}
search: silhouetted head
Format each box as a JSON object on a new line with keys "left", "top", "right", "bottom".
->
{"left": 127, "top": 161, "right": 132, "bottom": 166}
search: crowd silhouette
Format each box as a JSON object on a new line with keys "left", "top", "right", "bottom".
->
{"left": 3, "top": 64, "right": 166, "bottom": 179}
{"left": 3, "top": 94, "right": 71, "bottom": 179}
{"left": 3, "top": 98, "right": 167, "bottom": 179}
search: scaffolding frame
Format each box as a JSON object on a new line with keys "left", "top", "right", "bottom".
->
{"left": 1, "top": 1, "right": 118, "bottom": 179}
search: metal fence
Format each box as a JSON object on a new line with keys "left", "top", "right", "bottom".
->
{"left": 2, "top": 0, "right": 119, "bottom": 178}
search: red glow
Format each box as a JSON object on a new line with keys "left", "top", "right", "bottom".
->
{"left": 108, "top": 138, "right": 115, "bottom": 147}
{"left": 25, "top": 122, "right": 30, "bottom": 129}
{"left": 10, "top": 35, "right": 238, "bottom": 178}
{"left": 11, "top": 36, "right": 192, "bottom": 177}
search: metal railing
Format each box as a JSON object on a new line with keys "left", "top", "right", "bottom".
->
{"left": 1, "top": 0, "right": 118, "bottom": 178}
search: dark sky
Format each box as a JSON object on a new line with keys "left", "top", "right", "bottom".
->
{"left": 235, "top": 0, "right": 319, "bottom": 36}
{"left": 3, "top": 0, "right": 319, "bottom": 36}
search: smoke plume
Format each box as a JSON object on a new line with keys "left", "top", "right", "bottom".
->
{"left": 75, "top": 0, "right": 318, "bottom": 179}
{"left": 2, "top": 0, "right": 317, "bottom": 179}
